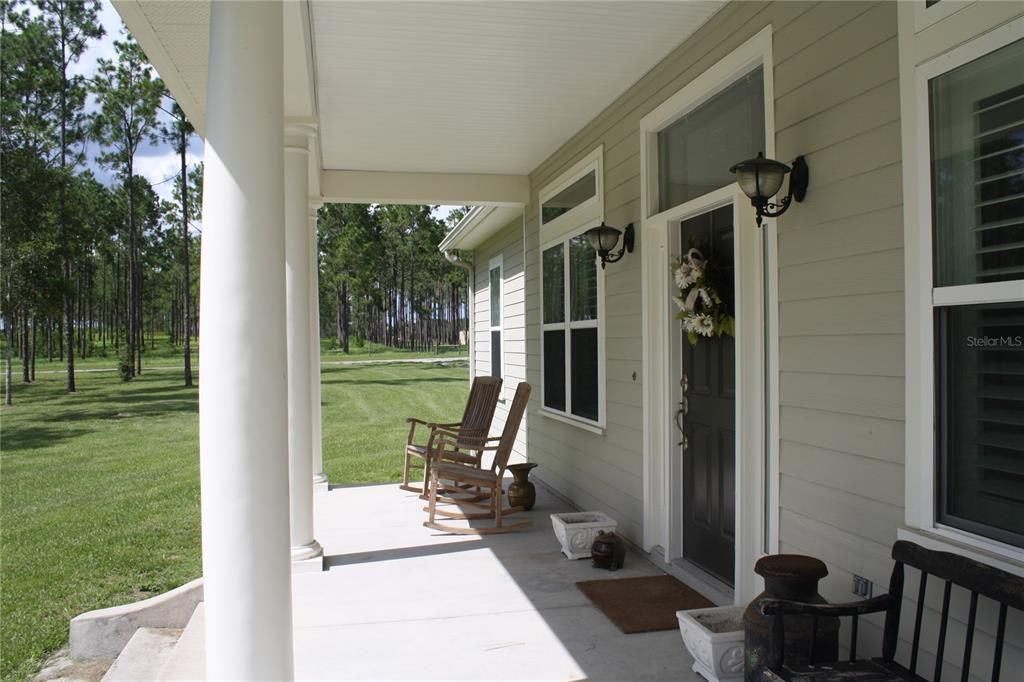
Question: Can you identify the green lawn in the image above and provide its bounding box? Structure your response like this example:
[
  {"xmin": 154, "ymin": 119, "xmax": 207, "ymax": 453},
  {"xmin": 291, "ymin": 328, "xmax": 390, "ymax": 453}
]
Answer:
[
  {"xmin": 13, "ymin": 338, "xmax": 466, "ymax": 373},
  {"xmin": 0, "ymin": 357, "xmax": 468, "ymax": 682}
]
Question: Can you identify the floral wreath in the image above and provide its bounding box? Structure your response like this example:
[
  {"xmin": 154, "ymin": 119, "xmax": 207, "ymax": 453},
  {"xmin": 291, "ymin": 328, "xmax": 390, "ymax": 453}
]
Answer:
[{"xmin": 672, "ymin": 247, "xmax": 735, "ymax": 346}]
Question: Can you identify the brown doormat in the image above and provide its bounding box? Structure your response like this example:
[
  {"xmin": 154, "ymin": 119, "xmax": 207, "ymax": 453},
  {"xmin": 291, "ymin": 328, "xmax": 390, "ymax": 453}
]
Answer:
[{"xmin": 576, "ymin": 575, "xmax": 714, "ymax": 633}]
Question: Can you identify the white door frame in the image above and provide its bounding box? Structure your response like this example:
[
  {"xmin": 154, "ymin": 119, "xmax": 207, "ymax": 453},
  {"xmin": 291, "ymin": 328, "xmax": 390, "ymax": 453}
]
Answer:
[
  {"xmin": 644, "ymin": 187, "xmax": 765, "ymax": 601},
  {"xmin": 639, "ymin": 26, "xmax": 777, "ymax": 603}
]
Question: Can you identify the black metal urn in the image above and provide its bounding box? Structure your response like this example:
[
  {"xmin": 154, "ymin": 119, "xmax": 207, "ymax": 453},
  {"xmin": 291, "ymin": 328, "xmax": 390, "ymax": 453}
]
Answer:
[
  {"xmin": 591, "ymin": 531, "xmax": 626, "ymax": 570},
  {"xmin": 743, "ymin": 554, "xmax": 839, "ymax": 680}
]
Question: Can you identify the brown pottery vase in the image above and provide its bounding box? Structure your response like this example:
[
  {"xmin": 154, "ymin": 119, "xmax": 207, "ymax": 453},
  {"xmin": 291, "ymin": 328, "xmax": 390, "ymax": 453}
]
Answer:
[{"xmin": 506, "ymin": 462, "xmax": 537, "ymax": 511}]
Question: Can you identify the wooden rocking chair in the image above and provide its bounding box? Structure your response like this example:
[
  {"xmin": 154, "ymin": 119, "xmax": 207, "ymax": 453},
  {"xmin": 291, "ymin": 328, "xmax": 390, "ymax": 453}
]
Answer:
[
  {"xmin": 400, "ymin": 374, "xmax": 502, "ymax": 495},
  {"xmin": 424, "ymin": 382, "xmax": 533, "ymax": 535}
]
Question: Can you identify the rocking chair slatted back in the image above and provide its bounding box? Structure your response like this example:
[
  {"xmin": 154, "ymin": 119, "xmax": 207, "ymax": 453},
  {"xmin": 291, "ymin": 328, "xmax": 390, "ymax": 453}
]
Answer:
[
  {"xmin": 489, "ymin": 382, "xmax": 531, "ymax": 476},
  {"xmin": 458, "ymin": 375, "xmax": 502, "ymax": 446}
]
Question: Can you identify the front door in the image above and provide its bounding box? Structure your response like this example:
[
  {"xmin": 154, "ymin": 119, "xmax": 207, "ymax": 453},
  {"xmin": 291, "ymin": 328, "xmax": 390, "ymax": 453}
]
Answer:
[{"xmin": 679, "ymin": 204, "xmax": 736, "ymax": 585}]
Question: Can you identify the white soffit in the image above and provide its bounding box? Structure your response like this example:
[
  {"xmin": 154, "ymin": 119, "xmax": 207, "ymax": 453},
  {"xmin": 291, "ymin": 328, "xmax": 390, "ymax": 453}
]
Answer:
[{"xmin": 312, "ymin": 1, "xmax": 726, "ymax": 175}]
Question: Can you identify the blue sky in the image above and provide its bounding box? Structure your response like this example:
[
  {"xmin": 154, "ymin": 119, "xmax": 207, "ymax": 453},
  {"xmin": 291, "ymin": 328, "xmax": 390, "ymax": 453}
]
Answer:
[{"xmin": 77, "ymin": 1, "xmax": 204, "ymax": 202}]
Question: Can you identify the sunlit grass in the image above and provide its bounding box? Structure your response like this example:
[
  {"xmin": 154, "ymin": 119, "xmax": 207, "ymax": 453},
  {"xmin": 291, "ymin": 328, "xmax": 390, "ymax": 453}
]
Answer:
[{"xmin": 0, "ymin": 357, "xmax": 468, "ymax": 681}]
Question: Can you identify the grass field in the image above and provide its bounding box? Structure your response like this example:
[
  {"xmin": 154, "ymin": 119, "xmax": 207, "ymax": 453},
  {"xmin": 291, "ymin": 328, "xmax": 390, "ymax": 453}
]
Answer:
[
  {"xmin": 0, "ymin": 354, "xmax": 468, "ymax": 682},
  {"xmin": 12, "ymin": 338, "xmax": 465, "ymax": 374}
]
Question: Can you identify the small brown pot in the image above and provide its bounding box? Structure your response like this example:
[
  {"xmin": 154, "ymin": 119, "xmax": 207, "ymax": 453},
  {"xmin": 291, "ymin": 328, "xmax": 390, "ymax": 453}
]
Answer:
[{"xmin": 591, "ymin": 531, "xmax": 626, "ymax": 570}]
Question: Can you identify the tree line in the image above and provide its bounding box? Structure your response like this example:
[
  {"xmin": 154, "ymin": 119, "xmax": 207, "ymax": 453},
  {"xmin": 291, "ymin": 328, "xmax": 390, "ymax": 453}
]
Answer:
[
  {"xmin": 1, "ymin": 1, "xmax": 470, "ymax": 407},
  {"xmin": 1, "ymin": 0, "xmax": 199, "ymax": 403},
  {"xmin": 318, "ymin": 204, "xmax": 469, "ymax": 354}
]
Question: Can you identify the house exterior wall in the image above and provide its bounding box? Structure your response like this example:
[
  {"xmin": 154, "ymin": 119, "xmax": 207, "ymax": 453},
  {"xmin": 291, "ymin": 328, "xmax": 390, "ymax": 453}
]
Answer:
[
  {"xmin": 471, "ymin": 216, "xmax": 528, "ymax": 464},
  {"xmin": 515, "ymin": 0, "xmax": 1022, "ymax": 676}
]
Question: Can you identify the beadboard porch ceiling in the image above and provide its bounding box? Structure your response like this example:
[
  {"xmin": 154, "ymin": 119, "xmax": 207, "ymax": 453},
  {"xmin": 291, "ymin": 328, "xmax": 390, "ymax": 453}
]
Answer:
[{"xmin": 113, "ymin": 1, "xmax": 726, "ymax": 176}]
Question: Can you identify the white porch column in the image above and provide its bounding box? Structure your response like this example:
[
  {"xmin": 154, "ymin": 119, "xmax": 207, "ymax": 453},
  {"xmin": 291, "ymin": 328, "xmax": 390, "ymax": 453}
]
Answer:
[
  {"xmin": 309, "ymin": 203, "xmax": 329, "ymax": 492},
  {"xmin": 199, "ymin": 1, "xmax": 293, "ymax": 679},
  {"xmin": 285, "ymin": 127, "xmax": 323, "ymax": 570}
]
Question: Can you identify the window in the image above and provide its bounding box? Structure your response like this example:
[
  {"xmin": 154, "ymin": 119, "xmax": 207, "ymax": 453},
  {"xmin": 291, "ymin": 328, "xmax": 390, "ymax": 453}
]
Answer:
[
  {"xmin": 488, "ymin": 256, "xmax": 502, "ymax": 380},
  {"xmin": 542, "ymin": 170, "xmax": 596, "ymax": 225},
  {"xmin": 539, "ymin": 147, "xmax": 604, "ymax": 428},
  {"xmin": 928, "ymin": 37, "xmax": 1024, "ymax": 548},
  {"xmin": 656, "ymin": 66, "xmax": 765, "ymax": 212},
  {"xmin": 542, "ymin": 234, "xmax": 600, "ymax": 423}
]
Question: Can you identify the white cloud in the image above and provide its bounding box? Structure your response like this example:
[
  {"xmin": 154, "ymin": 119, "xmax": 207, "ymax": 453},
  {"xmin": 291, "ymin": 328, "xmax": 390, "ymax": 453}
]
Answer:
[{"xmin": 74, "ymin": 0, "xmax": 205, "ymax": 204}]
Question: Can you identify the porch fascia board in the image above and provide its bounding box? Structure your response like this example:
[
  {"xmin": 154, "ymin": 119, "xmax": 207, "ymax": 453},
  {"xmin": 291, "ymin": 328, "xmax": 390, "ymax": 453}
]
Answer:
[
  {"xmin": 319, "ymin": 170, "xmax": 529, "ymax": 207},
  {"xmin": 439, "ymin": 205, "xmax": 523, "ymax": 252},
  {"xmin": 112, "ymin": 0, "xmax": 207, "ymax": 136}
]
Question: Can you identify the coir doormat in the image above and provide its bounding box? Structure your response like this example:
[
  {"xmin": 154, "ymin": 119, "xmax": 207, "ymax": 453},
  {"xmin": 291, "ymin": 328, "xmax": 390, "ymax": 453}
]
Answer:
[{"xmin": 576, "ymin": 575, "xmax": 714, "ymax": 633}]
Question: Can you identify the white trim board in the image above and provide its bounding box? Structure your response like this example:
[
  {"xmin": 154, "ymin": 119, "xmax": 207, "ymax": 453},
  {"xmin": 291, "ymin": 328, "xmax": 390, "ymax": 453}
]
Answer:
[
  {"xmin": 537, "ymin": 146, "xmax": 607, "ymax": 432},
  {"xmin": 899, "ymin": 6, "xmax": 1024, "ymax": 565},
  {"xmin": 639, "ymin": 25, "xmax": 778, "ymax": 604}
]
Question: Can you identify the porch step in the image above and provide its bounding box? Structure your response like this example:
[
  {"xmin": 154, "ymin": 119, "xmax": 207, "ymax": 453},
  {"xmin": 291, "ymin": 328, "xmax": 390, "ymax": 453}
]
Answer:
[
  {"xmin": 101, "ymin": 627, "xmax": 181, "ymax": 681},
  {"xmin": 158, "ymin": 602, "xmax": 205, "ymax": 680}
]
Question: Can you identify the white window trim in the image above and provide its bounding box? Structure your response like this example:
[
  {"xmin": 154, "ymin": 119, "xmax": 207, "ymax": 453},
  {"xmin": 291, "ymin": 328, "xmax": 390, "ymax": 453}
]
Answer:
[
  {"xmin": 901, "ymin": 14, "xmax": 1024, "ymax": 572},
  {"xmin": 538, "ymin": 147, "xmax": 606, "ymax": 431},
  {"xmin": 638, "ymin": 25, "xmax": 778, "ymax": 603},
  {"xmin": 488, "ymin": 255, "xmax": 504, "ymax": 391},
  {"xmin": 539, "ymin": 146, "xmax": 604, "ymax": 242}
]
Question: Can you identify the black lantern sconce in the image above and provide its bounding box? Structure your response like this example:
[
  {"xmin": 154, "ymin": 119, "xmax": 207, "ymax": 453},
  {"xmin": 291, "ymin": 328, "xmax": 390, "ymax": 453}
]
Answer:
[
  {"xmin": 585, "ymin": 222, "xmax": 635, "ymax": 269},
  {"xmin": 729, "ymin": 152, "xmax": 809, "ymax": 227}
]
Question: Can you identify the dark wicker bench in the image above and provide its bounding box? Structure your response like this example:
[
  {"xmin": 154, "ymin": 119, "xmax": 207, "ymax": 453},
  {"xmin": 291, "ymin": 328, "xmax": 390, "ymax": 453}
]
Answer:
[{"xmin": 760, "ymin": 540, "xmax": 1024, "ymax": 681}]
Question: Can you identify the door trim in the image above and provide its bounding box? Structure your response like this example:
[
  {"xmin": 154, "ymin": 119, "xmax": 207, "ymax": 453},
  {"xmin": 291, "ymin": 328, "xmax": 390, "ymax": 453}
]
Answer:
[
  {"xmin": 639, "ymin": 25, "xmax": 778, "ymax": 603},
  {"xmin": 644, "ymin": 187, "xmax": 764, "ymax": 601}
]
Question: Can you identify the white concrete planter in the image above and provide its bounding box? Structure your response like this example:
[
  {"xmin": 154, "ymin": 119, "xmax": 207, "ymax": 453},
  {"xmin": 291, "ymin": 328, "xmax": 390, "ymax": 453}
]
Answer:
[
  {"xmin": 676, "ymin": 605, "xmax": 745, "ymax": 682},
  {"xmin": 549, "ymin": 511, "xmax": 617, "ymax": 559}
]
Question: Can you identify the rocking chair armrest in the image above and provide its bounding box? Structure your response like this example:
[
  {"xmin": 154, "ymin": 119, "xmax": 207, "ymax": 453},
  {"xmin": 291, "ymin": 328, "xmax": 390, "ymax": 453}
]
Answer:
[
  {"xmin": 759, "ymin": 594, "xmax": 895, "ymax": 618},
  {"xmin": 405, "ymin": 417, "xmax": 438, "ymax": 443},
  {"xmin": 431, "ymin": 434, "xmax": 497, "ymax": 455},
  {"xmin": 426, "ymin": 427, "xmax": 462, "ymax": 444},
  {"xmin": 437, "ymin": 450, "xmax": 480, "ymax": 465}
]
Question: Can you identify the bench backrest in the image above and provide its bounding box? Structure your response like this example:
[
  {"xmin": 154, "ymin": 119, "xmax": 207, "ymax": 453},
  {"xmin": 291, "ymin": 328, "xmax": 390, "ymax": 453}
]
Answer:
[{"xmin": 886, "ymin": 540, "xmax": 1024, "ymax": 682}]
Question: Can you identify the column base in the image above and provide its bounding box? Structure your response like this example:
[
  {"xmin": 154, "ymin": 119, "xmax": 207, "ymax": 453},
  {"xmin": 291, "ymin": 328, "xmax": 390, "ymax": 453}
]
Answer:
[
  {"xmin": 291, "ymin": 540, "xmax": 324, "ymax": 573},
  {"xmin": 312, "ymin": 472, "xmax": 329, "ymax": 493}
]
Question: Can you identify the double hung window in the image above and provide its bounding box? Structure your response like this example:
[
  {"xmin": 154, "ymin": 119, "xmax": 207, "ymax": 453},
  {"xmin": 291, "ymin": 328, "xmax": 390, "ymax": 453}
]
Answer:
[
  {"xmin": 927, "ymin": 36, "xmax": 1024, "ymax": 548},
  {"xmin": 488, "ymin": 256, "xmax": 502, "ymax": 380},
  {"xmin": 539, "ymin": 148, "xmax": 604, "ymax": 428}
]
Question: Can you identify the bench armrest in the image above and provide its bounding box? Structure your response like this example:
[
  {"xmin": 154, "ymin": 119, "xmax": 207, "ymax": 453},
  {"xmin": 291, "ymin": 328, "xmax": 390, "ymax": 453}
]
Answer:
[{"xmin": 760, "ymin": 594, "xmax": 895, "ymax": 618}]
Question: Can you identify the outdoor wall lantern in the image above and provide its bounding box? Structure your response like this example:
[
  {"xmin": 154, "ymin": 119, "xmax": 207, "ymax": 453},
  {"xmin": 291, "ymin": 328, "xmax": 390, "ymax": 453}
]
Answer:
[
  {"xmin": 729, "ymin": 152, "xmax": 809, "ymax": 227},
  {"xmin": 585, "ymin": 222, "xmax": 635, "ymax": 269}
]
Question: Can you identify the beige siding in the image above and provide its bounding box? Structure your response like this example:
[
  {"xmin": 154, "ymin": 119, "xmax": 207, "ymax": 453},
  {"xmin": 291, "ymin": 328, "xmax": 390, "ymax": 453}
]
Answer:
[
  {"xmin": 512, "ymin": 0, "xmax": 1022, "ymax": 676},
  {"xmin": 471, "ymin": 217, "xmax": 528, "ymax": 463}
]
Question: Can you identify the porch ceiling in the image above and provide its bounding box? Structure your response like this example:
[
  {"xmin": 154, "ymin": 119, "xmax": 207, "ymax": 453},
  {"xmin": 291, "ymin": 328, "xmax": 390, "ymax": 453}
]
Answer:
[
  {"xmin": 115, "ymin": 1, "xmax": 725, "ymax": 179},
  {"xmin": 311, "ymin": 1, "xmax": 726, "ymax": 175}
]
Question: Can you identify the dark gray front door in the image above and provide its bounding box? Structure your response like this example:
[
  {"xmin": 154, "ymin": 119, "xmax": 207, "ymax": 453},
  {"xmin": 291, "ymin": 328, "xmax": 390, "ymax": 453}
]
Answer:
[{"xmin": 680, "ymin": 205, "xmax": 736, "ymax": 586}]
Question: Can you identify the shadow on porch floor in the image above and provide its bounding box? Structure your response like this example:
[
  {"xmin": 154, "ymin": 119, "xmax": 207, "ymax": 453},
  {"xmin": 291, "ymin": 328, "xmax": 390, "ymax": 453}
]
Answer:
[{"xmin": 174, "ymin": 481, "xmax": 705, "ymax": 680}]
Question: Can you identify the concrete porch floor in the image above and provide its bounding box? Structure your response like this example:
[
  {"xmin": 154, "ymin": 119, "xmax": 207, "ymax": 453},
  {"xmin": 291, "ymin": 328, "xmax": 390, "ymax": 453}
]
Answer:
[
  {"xmin": 295, "ymin": 480, "xmax": 703, "ymax": 681},
  {"xmin": 163, "ymin": 481, "xmax": 706, "ymax": 681}
]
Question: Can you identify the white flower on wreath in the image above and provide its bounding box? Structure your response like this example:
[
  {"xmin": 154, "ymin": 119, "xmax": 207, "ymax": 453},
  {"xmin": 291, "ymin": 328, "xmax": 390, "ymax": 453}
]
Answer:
[
  {"xmin": 675, "ymin": 248, "xmax": 705, "ymax": 288},
  {"xmin": 691, "ymin": 313, "xmax": 715, "ymax": 337}
]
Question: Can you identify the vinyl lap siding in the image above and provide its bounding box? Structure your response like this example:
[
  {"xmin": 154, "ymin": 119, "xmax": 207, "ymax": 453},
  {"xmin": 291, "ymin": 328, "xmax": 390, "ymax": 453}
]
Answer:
[
  {"xmin": 521, "ymin": 0, "xmax": 1021, "ymax": 676},
  {"xmin": 524, "ymin": 0, "xmax": 815, "ymax": 547},
  {"xmin": 472, "ymin": 218, "xmax": 528, "ymax": 464}
]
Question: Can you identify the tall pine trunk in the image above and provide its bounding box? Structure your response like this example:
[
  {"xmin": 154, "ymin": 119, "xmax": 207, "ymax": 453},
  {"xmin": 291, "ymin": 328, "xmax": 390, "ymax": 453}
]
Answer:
[
  {"xmin": 181, "ymin": 131, "xmax": 193, "ymax": 387},
  {"xmin": 5, "ymin": 313, "xmax": 13, "ymax": 405},
  {"xmin": 60, "ymin": 25, "xmax": 76, "ymax": 392}
]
